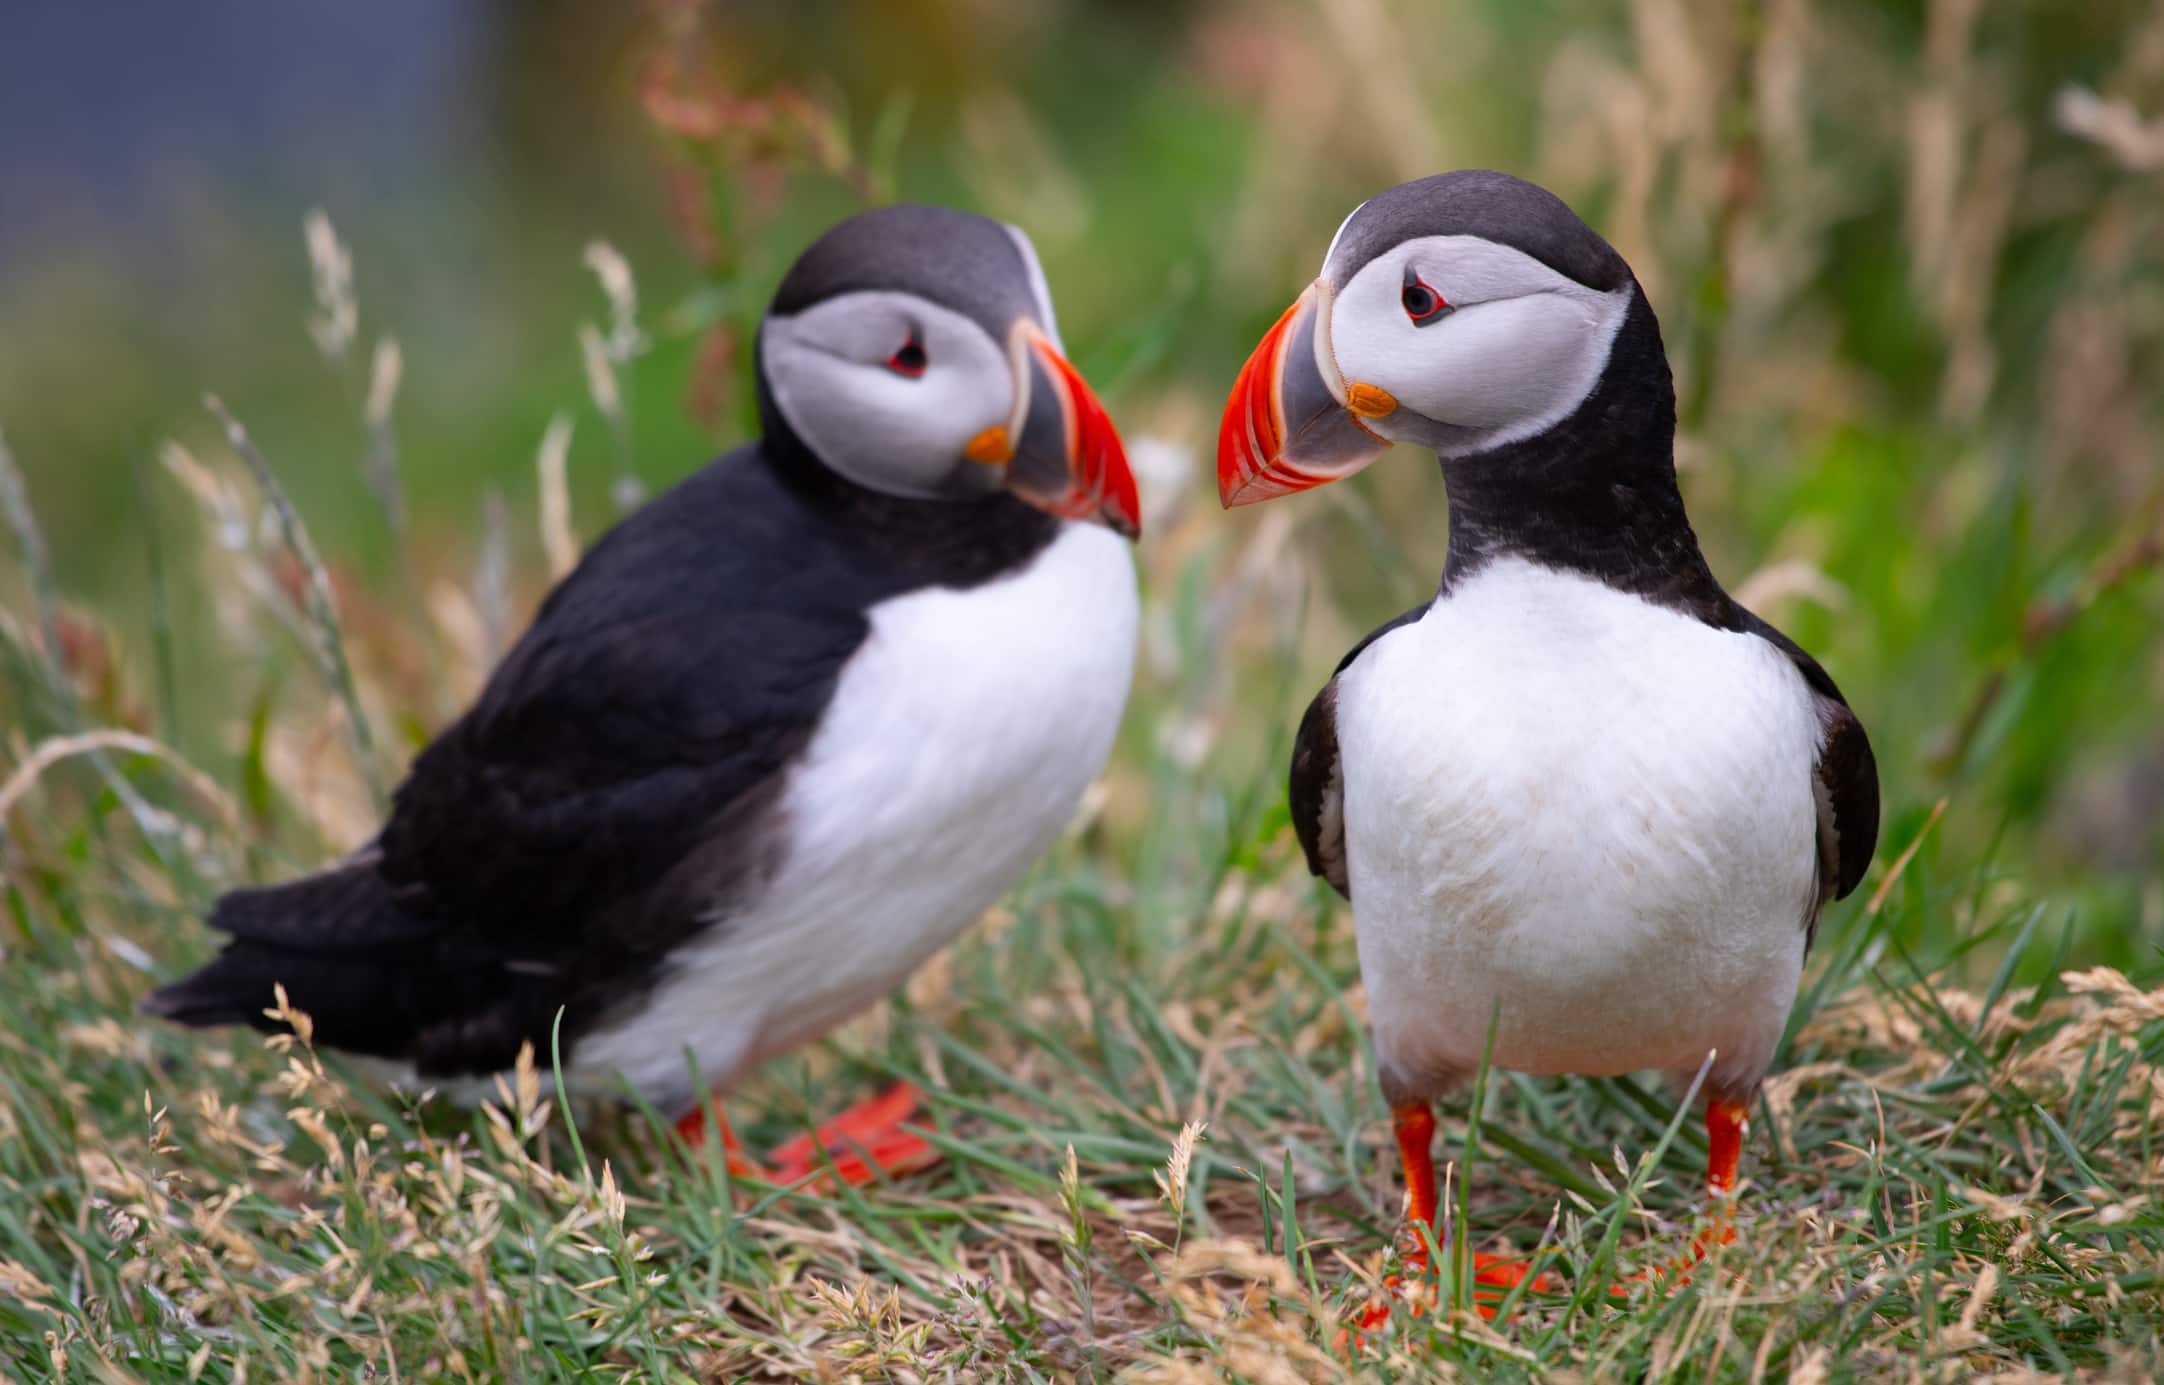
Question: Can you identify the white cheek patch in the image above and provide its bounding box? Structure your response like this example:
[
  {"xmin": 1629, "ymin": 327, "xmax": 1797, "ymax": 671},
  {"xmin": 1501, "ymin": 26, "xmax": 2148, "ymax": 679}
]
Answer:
[
  {"xmin": 763, "ymin": 291, "xmax": 1015, "ymax": 498},
  {"xmin": 1372, "ymin": 293, "xmax": 1624, "ymax": 433},
  {"xmin": 1330, "ymin": 235, "xmax": 1632, "ymax": 455}
]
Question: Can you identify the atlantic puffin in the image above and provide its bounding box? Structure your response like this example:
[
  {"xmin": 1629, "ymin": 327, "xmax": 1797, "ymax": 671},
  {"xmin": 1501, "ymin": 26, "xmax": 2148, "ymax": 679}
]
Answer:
[
  {"xmin": 148, "ymin": 203, "xmax": 1141, "ymax": 1187},
  {"xmin": 1218, "ymin": 172, "xmax": 1878, "ymax": 1287}
]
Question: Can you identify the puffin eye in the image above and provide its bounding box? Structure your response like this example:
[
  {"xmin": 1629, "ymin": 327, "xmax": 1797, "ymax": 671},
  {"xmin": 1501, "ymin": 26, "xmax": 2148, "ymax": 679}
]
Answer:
[
  {"xmin": 1401, "ymin": 267, "xmax": 1451, "ymax": 326},
  {"xmin": 885, "ymin": 334, "xmax": 929, "ymax": 378}
]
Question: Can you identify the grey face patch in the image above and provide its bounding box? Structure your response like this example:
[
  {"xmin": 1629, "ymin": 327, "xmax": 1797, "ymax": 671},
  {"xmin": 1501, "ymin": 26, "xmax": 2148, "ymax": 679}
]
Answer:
[
  {"xmin": 1323, "ymin": 170, "xmax": 1630, "ymax": 294},
  {"xmin": 1326, "ymin": 233, "xmax": 1635, "ymax": 458},
  {"xmin": 762, "ymin": 289, "xmax": 1016, "ymax": 500},
  {"xmin": 758, "ymin": 204, "xmax": 1085, "ymax": 503}
]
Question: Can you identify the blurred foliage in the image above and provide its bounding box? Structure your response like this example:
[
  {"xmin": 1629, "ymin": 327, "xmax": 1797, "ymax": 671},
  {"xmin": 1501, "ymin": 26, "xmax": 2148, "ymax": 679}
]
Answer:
[{"xmin": 1, "ymin": 0, "xmax": 2161, "ymax": 971}]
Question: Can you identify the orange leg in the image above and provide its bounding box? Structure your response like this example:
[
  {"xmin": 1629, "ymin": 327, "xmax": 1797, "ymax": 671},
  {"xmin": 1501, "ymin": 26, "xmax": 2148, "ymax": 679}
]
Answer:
[
  {"xmin": 1706, "ymin": 1095, "xmax": 1744, "ymax": 1198},
  {"xmin": 1698, "ymin": 1094, "xmax": 1745, "ymax": 1252},
  {"xmin": 1341, "ymin": 1101, "xmax": 1549, "ymax": 1349},
  {"xmin": 1395, "ymin": 1102, "xmax": 1440, "ymax": 1236},
  {"xmin": 675, "ymin": 1081, "xmax": 941, "ymax": 1190},
  {"xmin": 1626, "ymin": 1094, "xmax": 1748, "ymax": 1287}
]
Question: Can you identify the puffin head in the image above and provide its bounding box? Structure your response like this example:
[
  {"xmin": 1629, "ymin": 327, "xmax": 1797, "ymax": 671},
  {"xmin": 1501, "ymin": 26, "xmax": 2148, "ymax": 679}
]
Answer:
[
  {"xmin": 1217, "ymin": 170, "xmax": 1645, "ymax": 507},
  {"xmin": 758, "ymin": 203, "xmax": 1139, "ymax": 538}
]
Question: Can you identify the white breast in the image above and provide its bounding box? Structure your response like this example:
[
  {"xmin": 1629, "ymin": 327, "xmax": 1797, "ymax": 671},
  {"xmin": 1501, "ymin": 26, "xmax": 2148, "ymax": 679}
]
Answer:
[
  {"xmin": 1335, "ymin": 557, "xmax": 1820, "ymax": 1100},
  {"xmin": 574, "ymin": 523, "xmax": 1137, "ymax": 1109}
]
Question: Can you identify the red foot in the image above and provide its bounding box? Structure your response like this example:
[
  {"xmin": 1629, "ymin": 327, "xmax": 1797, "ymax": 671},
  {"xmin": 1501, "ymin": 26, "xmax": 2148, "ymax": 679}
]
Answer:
[
  {"xmin": 676, "ymin": 1082, "xmax": 940, "ymax": 1190},
  {"xmin": 769, "ymin": 1082, "xmax": 940, "ymax": 1187},
  {"xmin": 1337, "ymin": 1250, "xmax": 1549, "ymax": 1351}
]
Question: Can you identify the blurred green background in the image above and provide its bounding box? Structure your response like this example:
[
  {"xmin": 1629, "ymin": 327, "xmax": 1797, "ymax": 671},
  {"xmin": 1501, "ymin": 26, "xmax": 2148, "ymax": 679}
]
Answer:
[{"xmin": 2, "ymin": 0, "xmax": 2160, "ymax": 966}]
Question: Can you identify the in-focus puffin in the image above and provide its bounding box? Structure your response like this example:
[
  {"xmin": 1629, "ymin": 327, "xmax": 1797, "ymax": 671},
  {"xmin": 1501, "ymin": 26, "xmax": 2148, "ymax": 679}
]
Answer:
[
  {"xmin": 149, "ymin": 204, "xmax": 1141, "ymax": 1186},
  {"xmin": 1218, "ymin": 172, "xmax": 1878, "ymax": 1285}
]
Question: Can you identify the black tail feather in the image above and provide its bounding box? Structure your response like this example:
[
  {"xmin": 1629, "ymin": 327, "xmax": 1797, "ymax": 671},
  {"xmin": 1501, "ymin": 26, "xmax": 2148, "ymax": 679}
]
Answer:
[
  {"xmin": 207, "ymin": 856, "xmax": 438, "ymax": 950},
  {"xmin": 139, "ymin": 958, "xmax": 277, "ymax": 1029},
  {"xmin": 145, "ymin": 860, "xmax": 439, "ymax": 1056},
  {"xmin": 144, "ymin": 939, "xmax": 422, "ymax": 1056},
  {"xmin": 147, "ymin": 859, "xmax": 558, "ymax": 1075}
]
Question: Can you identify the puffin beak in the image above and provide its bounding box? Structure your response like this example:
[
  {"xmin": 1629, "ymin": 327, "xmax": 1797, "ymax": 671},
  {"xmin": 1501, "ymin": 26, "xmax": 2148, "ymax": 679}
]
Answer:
[
  {"xmin": 969, "ymin": 323, "xmax": 1141, "ymax": 538},
  {"xmin": 1217, "ymin": 279, "xmax": 1393, "ymax": 507}
]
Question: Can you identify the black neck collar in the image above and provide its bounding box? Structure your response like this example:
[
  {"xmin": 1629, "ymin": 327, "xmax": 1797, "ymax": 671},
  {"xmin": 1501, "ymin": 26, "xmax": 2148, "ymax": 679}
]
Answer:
[{"xmin": 1437, "ymin": 289, "xmax": 1733, "ymax": 622}]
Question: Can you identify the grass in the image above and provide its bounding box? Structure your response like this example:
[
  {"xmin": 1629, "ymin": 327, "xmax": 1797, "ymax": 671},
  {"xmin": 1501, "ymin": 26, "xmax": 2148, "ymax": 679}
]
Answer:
[
  {"xmin": 2, "ymin": 411, "xmax": 2161, "ymax": 1381},
  {"xmin": 3, "ymin": 648, "xmax": 2164, "ymax": 1380},
  {"xmin": 3, "ymin": 0, "xmax": 2164, "ymax": 1379}
]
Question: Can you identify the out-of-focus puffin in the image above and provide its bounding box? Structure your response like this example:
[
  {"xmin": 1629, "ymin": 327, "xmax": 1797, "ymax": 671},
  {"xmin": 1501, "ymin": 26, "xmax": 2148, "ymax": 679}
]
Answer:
[
  {"xmin": 1218, "ymin": 171, "xmax": 1878, "ymax": 1293},
  {"xmin": 149, "ymin": 204, "xmax": 1141, "ymax": 1186}
]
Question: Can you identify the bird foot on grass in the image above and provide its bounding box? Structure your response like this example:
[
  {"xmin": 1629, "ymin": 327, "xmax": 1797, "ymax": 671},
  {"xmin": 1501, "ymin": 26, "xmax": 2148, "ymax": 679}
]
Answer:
[
  {"xmin": 1335, "ymin": 1245, "xmax": 1549, "ymax": 1353},
  {"xmin": 676, "ymin": 1081, "xmax": 941, "ymax": 1192}
]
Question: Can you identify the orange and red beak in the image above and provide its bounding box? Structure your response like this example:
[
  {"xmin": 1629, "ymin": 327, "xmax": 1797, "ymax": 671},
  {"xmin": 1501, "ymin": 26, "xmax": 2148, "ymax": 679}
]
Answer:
[
  {"xmin": 972, "ymin": 323, "xmax": 1140, "ymax": 538},
  {"xmin": 1217, "ymin": 280, "xmax": 1392, "ymax": 508}
]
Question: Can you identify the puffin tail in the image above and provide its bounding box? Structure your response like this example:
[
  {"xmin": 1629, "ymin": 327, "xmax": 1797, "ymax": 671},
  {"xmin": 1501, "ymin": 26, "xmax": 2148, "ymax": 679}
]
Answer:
[
  {"xmin": 142, "ymin": 858, "xmax": 433, "ymax": 1039},
  {"xmin": 138, "ymin": 951, "xmax": 289, "ymax": 1029}
]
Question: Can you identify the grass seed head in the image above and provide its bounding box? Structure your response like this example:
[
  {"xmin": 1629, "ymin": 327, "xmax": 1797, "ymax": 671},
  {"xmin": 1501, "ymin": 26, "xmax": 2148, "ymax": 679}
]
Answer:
[{"xmin": 302, "ymin": 208, "xmax": 356, "ymax": 361}]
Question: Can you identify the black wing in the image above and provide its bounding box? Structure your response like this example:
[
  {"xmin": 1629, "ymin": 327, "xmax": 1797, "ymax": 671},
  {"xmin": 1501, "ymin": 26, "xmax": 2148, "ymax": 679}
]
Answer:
[
  {"xmin": 1740, "ymin": 612, "xmax": 1880, "ymax": 942},
  {"xmin": 1288, "ymin": 681, "xmax": 1350, "ymax": 897},
  {"xmin": 1288, "ymin": 606, "xmax": 1427, "ymax": 901},
  {"xmin": 150, "ymin": 447, "xmax": 901, "ymax": 1073}
]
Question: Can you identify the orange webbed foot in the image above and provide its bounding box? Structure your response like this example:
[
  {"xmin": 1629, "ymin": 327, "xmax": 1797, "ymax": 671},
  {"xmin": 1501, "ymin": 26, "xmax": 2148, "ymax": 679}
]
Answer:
[
  {"xmin": 1338, "ymin": 1249, "xmax": 1550, "ymax": 1352},
  {"xmin": 676, "ymin": 1081, "xmax": 942, "ymax": 1191},
  {"xmin": 767, "ymin": 1081, "xmax": 941, "ymax": 1187}
]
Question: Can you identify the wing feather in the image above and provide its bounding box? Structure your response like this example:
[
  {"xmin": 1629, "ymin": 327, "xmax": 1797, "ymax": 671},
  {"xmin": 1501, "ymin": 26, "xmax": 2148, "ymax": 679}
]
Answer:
[
  {"xmin": 1288, "ymin": 606, "xmax": 1427, "ymax": 901},
  {"xmin": 1738, "ymin": 611, "xmax": 1880, "ymax": 946}
]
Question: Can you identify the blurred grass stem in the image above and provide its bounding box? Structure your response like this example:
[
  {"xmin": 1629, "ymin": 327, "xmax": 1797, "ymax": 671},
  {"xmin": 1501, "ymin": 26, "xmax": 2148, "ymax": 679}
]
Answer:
[{"xmin": 205, "ymin": 395, "xmax": 386, "ymax": 805}]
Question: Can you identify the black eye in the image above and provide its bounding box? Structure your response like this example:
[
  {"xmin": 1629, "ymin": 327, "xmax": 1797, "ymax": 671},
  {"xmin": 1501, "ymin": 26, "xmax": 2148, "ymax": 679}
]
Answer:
[
  {"xmin": 886, "ymin": 335, "xmax": 929, "ymax": 378},
  {"xmin": 1401, "ymin": 267, "xmax": 1451, "ymax": 326}
]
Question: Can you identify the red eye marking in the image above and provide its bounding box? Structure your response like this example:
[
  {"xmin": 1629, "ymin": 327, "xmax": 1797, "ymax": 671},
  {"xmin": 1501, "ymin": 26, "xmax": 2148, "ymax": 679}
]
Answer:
[
  {"xmin": 1401, "ymin": 267, "xmax": 1451, "ymax": 325},
  {"xmin": 886, "ymin": 335, "xmax": 929, "ymax": 377}
]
